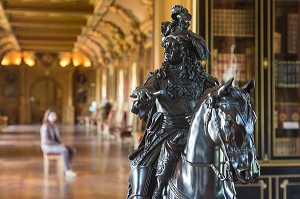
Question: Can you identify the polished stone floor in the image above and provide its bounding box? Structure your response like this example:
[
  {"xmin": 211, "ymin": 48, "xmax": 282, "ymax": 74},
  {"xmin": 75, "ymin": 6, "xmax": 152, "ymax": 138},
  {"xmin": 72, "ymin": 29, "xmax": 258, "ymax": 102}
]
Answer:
[{"xmin": 0, "ymin": 125, "xmax": 132, "ymax": 199}]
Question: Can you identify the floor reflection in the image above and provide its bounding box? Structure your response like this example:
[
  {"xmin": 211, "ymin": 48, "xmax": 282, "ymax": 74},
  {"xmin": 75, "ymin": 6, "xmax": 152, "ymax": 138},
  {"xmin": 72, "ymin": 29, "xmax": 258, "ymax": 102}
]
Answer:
[{"xmin": 0, "ymin": 125, "xmax": 132, "ymax": 199}]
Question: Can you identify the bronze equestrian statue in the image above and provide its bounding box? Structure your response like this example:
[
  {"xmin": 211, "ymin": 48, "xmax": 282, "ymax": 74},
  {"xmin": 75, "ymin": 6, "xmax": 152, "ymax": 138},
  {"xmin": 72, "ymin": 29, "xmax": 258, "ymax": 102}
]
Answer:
[
  {"xmin": 164, "ymin": 78, "xmax": 260, "ymax": 198},
  {"xmin": 126, "ymin": 5, "xmax": 260, "ymax": 199}
]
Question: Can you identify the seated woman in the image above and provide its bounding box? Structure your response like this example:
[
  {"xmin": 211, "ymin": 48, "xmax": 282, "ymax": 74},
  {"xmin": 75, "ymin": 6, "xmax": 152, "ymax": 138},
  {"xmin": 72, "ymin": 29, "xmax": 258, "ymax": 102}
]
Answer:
[{"xmin": 40, "ymin": 109, "xmax": 77, "ymax": 177}]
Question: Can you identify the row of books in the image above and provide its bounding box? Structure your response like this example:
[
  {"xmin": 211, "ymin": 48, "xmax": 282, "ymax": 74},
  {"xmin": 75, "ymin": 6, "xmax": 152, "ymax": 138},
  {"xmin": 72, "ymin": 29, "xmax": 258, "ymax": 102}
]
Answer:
[
  {"xmin": 273, "ymin": 32, "xmax": 281, "ymax": 54},
  {"xmin": 211, "ymin": 48, "xmax": 254, "ymax": 83},
  {"xmin": 213, "ymin": 9, "xmax": 255, "ymax": 37},
  {"xmin": 275, "ymin": 60, "xmax": 300, "ymax": 87},
  {"xmin": 274, "ymin": 135, "xmax": 300, "ymax": 156},
  {"xmin": 276, "ymin": 14, "xmax": 299, "ymax": 54}
]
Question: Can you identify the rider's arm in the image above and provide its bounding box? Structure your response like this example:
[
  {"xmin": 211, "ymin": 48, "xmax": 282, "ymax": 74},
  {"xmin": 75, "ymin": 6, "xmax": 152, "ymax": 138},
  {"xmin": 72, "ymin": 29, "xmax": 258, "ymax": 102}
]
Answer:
[{"xmin": 131, "ymin": 72, "xmax": 160, "ymax": 119}]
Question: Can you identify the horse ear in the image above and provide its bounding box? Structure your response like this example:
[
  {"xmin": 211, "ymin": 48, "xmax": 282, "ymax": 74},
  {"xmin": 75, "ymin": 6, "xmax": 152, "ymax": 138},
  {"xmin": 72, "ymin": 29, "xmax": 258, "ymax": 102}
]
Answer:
[
  {"xmin": 218, "ymin": 78, "xmax": 234, "ymax": 97},
  {"xmin": 242, "ymin": 78, "xmax": 255, "ymax": 94}
]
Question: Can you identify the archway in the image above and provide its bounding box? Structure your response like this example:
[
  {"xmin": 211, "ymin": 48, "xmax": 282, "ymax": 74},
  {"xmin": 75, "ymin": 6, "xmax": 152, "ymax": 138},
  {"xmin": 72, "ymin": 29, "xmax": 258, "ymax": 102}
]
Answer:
[{"xmin": 30, "ymin": 77, "xmax": 62, "ymax": 123}]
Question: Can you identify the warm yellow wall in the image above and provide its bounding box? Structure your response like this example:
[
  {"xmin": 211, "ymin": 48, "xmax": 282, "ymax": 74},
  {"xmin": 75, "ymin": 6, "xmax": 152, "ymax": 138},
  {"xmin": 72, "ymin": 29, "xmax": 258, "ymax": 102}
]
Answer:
[
  {"xmin": 153, "ymin": 0, "xmax": 198, "ymax": 69},
  {"xmin": 0, "ymin": 61, "xmax": 76, "ymax": 125}
]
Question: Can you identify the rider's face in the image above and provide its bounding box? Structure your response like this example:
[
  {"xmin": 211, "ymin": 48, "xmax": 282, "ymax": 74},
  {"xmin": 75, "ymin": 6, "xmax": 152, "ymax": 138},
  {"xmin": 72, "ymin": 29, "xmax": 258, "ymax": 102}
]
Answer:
[{"xmin": 163, "ymin": 36, "xmax": 183, "ymax": 65}]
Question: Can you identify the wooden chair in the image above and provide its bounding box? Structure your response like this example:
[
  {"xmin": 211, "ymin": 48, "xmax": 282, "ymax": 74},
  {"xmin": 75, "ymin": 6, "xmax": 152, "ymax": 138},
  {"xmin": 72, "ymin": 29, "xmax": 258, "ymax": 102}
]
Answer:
[
  {"xmin": 102, "ymin": 109, "xmax": 124, "ymax": 138},
  {"xmin": 0, "ymin": 116, "xmax": 8, "ymax": 126},
  {"xmin": 77, "ymin": 108, "xmax": 102, "ymax": 130},
  {"xmin": 96, "ymin": 109, "xmax": 115, "ymax": 129},
  {"xmin": 43, "ymin": 152, "xmax": 64, "ymax": 179},
  {"xmin": 87, "ymin": 107, "xmax": 103, "ymax": 127},
  {"xmin": 114, "ymin": 111, "xmax": 133, "ymax": 146},
  {"xmin": 100, "ymin": 109, "xmax": 116, "ymax": 138}
]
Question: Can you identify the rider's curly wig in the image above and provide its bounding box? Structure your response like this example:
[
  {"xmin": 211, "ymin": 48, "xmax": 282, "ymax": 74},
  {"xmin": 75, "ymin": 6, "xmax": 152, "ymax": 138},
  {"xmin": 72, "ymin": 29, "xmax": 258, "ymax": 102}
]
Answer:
[
  {"xmin": 147, "ymin": 5, "xmax": 213, "ymax": 101},
  {"xmin": 151, "ymin": 35, "xmax": 210, "ymax": 100}
]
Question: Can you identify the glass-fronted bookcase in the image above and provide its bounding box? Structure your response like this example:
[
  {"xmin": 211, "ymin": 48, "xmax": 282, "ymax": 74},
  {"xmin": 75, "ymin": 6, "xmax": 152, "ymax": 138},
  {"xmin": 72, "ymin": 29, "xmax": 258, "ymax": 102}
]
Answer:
[
  {"xmin": 199, "ymin": 0, "xmax": 300, "ymax": 198},
  {"xmin": 208, "ymin": 1, "xmax": 264, "ymax": 198},
  {"xmin": 208, "ymin": 0, "xmax": 261, "ymax": 160},
  {"xmin": 273, "ymin": 0, "xmax": 300, "ymax": 159},
  {"xmin": 205, "ymin": 0, "xmax": 260, "ymax": 152},
  {"xmin": 210, "ymin": 1, "xmax": 256, "ymax": 87}
]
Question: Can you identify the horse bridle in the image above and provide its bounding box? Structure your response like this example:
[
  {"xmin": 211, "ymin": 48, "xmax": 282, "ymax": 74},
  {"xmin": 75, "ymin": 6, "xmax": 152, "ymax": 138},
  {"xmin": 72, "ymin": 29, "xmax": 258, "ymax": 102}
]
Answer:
[
  {"xmin": 171, "ymin": 95, "xmax": 258, "ymax": 198},
  {"xmin": 183, "ymin": 106, "xmax": 232, "ymax": 182},
  {"xmin": 181, "ymin": 99, "xmax": 239, "ymax": 198},
  {"xmin": 171, "ymin": 107, "xmax": 236, "ymax": 199}
]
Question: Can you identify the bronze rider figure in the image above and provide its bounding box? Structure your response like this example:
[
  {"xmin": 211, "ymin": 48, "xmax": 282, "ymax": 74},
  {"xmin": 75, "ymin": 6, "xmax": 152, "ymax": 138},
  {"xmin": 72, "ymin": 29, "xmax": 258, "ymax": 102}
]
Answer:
[{"xmin": 127, "ymin": 5, "xmax": 219, "ymax": 199}]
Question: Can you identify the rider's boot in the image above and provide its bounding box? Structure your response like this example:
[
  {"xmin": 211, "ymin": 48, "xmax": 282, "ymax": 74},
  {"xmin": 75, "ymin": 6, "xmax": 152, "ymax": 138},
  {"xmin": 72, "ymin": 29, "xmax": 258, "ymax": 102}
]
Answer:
[
  {"xmin": 152, "ymin": 139, "xmax": 183, "ymax": 199},
  {"xmin": 127, "ymin": 166, "xmax": 157, "ymax": 199}
]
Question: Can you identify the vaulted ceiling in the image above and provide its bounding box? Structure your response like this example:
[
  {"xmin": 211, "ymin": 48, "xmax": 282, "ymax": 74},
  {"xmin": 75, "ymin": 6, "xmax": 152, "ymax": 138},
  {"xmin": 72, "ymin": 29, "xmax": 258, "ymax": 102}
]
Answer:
[{"xmin": 0, "ymin": 0, "xmax": 153, "ymax": 67}]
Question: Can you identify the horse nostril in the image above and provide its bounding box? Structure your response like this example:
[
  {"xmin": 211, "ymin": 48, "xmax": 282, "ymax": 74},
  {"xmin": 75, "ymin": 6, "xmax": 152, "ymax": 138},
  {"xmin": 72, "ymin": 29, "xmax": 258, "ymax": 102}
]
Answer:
[
  {"xmin": 238, "ymin": 169, "xmax": 251, "ymax": 183},
  {"xmin": 252, "ymin": 173, "xmax": 259, "ymax": 180}
]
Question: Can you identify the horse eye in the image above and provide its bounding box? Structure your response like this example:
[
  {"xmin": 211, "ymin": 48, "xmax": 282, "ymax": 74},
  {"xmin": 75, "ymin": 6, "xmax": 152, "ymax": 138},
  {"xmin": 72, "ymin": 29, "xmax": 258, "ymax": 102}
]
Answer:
[
  {"xmin": 226, "ymin": 115, "xmax": 232, "ymax": 121},
  {"xmin": 245, "ymin": 123, "xmax": 254, "ymax": 135},
  {"xmin": 225, "ymin": 119, "xmax": 233, "ymax": 127}
]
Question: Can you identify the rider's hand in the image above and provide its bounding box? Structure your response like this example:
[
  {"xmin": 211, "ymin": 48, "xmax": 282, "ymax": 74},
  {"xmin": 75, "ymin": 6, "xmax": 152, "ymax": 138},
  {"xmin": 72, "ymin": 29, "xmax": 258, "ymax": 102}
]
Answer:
[
  {"xmin": 131, "ymin": 88, "xmax": 156, "ymax": 117},
  {"xmin": 132, "ymin": 88, "xmax": 155, "ymax": 104}
]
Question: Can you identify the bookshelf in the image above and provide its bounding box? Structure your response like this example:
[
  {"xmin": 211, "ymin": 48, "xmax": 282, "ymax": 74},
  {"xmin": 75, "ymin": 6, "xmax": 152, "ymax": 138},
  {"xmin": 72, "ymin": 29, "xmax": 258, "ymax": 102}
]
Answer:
[
  {"xmin": 211, "ymin": 0, "xmax": 256, "ymax": 87},
  {"xmin": 207, "ymin": 0, "xmax": 300, "ymax": 160},
  {"xmin": 273, "ymin": 0, "xmax": 300, "ymax": 158},
  {"xmin": 201, "ymin": 0, "xmax": 300, "ymax": 197}
]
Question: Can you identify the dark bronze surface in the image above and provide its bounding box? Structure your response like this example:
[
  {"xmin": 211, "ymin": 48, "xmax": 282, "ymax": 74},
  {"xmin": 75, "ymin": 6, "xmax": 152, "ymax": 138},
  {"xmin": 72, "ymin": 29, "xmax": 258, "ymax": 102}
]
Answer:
[
  {"xmin": 127, "ymin": 5, "xmax": 259, "ymax": 199},
  {"xmin": 168, "ymin": 78, "xmax": 260, "ymax": 199}
]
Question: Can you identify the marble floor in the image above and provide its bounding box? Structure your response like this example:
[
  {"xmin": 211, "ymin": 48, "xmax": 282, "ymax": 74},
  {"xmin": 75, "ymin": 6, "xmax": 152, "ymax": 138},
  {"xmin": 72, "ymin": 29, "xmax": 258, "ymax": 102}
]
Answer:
[{"xmin": 0, "ymin": 125, "xmax": 132, "ymax": 199}]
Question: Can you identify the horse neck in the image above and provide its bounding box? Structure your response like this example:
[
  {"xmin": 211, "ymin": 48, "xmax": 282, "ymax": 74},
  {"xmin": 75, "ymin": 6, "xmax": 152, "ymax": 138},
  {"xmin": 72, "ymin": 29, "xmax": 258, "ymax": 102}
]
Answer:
[
  {"xmin": 176, "ymin": 105, "xmax": 219, "ymax": 198},
  {"xmin": 185, "ymin": 104, "xmax": 215, "ymax": 165}
]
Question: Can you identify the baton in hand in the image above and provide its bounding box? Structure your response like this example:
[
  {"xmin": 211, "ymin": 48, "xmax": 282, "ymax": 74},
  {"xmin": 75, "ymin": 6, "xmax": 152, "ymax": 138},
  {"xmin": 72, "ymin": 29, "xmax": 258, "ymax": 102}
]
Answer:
[{"xmin": 130, "ymin": 90, "xmax": 164, "ymax": 101}]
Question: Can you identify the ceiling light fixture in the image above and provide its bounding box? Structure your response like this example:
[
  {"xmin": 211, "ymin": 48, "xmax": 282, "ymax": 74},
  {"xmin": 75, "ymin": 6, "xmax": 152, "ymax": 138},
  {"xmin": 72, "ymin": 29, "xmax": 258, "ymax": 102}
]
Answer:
[
  {"xmin": 72, "ymin": 59, "xmax": 80, "ymax": 67},
  {"xmin": 59, "ymin": 58, "xmax": 70, "ymax": 67},
  {"xmin": 83, "ymin": 60, "xmax": 91, "ymax": 67},
  {"xmin": 1, "ymin": 51, "xmax": 22, "ymax": 66},
  {"xmin": 23, "ymin": 52, "xmax": 35, "ymax": 67},
  {"xmin": 59, "ymin": 52, "xmax": 71, "ymax": 67},
  {"xmin": 1, "ymin": 58, "xmax": 9, "ymax": 66}
]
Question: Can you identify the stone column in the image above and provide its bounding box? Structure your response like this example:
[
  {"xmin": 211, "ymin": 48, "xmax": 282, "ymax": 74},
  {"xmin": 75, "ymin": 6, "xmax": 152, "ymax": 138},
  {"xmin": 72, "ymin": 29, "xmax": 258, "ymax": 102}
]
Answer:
[
  {"xmin": 19, "ymin": 64, "xmax": 31, "ymax": 124},
  {"xmin": 101, "ymin": 67, "xmax": 107, "ymax": 101},
  {"xmin": 108, "ymin": 59, "xmax": 117, "ymax": 105},
  {"xmin": 95, "ymin": 67, "xmax": 101, "ymax": 106},
  {"xmin": 153, "ymin": 0, "xmax": 197, "ymax": 70},
  {"xmin": 62, "ymin": 68, "xmax": 75, "ymax": 125}
]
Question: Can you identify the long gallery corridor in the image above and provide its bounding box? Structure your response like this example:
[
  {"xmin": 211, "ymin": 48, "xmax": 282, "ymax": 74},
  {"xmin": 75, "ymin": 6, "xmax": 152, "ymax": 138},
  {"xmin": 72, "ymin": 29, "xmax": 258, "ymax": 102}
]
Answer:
[{"xmin": 0, "ymin": 125, "xmax": 131, "ymax": 199}]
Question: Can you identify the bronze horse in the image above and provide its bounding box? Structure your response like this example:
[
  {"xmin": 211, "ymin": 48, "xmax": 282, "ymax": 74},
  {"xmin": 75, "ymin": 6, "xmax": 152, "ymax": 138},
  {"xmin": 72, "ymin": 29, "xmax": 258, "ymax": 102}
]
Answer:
[{"xmin": 165, "ymin": 78, "xmax": 260, "ymax": 199}]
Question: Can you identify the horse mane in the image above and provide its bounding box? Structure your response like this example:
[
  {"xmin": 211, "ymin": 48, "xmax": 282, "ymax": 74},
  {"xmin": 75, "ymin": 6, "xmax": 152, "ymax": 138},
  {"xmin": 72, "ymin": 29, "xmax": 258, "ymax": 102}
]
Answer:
[
  {"xmin": 168, "ymin": 79, "xmax": 259, "ymax": 199},
  {"xmin": 192, "ymin": 85, "xmax": 220, "ymax": 113},
  {"xmin": 191, "ymin": 84, "xmax": 255, "ymax": 129}
]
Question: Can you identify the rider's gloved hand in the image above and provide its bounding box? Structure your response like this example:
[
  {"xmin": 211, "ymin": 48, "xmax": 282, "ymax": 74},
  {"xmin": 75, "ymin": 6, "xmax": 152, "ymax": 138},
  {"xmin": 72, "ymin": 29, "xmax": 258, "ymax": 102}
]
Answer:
[
  {"xmin": 134, "ymin": 88, "xmax": 155, "ymax": 104},
  {"xmin": 131, "ymin": 88, "xmax": 156, "ymax": 118}
]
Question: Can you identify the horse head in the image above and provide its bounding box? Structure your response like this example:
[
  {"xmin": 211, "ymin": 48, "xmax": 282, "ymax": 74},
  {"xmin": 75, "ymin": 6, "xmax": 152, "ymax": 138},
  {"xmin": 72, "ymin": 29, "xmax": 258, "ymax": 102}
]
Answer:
[{"xmin": 206, "ymin": 78, "xmax": 260, "ymax": 184}]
